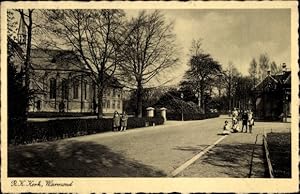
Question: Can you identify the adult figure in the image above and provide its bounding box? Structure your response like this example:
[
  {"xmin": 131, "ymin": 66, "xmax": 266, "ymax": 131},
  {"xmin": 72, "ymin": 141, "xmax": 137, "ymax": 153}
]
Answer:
[
  {"xmin": 248, "ymin": 110, "xmax": 254, "ymax": 133},
  {"xmin": 113, "ymin": 111, "xmax": 120, "ymax": 132},
  {"xmin": 232, "ymin": 107, "xmax": 238, "ymax": 121},
  {"xmin": 120, "ymin": 111, "xmax": 128, "ymax": 132},
  {"xmin": 241, "ymin": 110, "xmax": 248, "ymax": 133}
]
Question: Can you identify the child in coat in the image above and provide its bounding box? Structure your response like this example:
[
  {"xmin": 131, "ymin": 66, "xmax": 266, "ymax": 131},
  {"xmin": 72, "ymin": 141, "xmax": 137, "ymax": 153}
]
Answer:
[{"xmin": 222, "ymin": 120, "xmax": 231, "ymax": 135}]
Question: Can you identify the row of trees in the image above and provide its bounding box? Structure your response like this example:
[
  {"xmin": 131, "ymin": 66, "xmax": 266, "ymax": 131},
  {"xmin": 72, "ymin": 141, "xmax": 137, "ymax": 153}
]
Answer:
[
  {"xmin": 249, "ymin": 53, "xmax": 283, "ymax": 86},
  {"xmin": 152, "ymin": 39, "xmax": 284, "ymax": 114},
  {"xmin": 8, "ymin": 9, "xmax": 179, "ymax": 119}
]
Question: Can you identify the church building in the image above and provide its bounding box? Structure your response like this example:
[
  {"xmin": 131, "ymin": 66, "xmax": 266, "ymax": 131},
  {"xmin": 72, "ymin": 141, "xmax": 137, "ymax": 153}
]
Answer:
[{"xmin": 9, "ymin": 17, "xmax": 124, "ymax": 115}]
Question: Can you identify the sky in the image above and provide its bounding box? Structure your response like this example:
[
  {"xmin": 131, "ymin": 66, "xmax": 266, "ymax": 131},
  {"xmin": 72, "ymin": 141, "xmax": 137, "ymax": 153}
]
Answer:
[
  {"xmin": 126, "ymin": 9, "xmax": 291, "ymax": 86},
  {"xmin": 11, "ymin": 9, "xmax": 291, "ymax": 87}
]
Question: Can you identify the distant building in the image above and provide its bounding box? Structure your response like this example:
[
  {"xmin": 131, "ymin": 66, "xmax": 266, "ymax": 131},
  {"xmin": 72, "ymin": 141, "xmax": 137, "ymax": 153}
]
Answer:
[
  {"xmin": 8, "ymin": 18, "xmax": 123, "ymax": 114},
  {"xmin": 252, "ymin": 67, "xmax": 291, "ymax": 121}
]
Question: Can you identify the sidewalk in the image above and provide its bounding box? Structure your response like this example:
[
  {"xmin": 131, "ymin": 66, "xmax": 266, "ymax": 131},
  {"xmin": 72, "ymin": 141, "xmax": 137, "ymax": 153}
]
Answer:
[{"xmin": 177, "ymin": 131, "xmax": 267, "ymax": 177}]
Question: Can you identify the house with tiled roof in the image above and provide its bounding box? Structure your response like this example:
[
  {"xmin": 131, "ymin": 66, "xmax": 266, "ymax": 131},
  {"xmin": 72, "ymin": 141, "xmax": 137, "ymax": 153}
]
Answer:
[{"xmin": 252, "ymin": 66, "xmax": 291, "ymax": 121}]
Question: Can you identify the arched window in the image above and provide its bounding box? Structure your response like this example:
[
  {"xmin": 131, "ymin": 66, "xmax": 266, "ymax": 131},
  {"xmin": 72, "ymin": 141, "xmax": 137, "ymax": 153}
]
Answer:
[
  {"xmin": 50, "ymin": 78, "xmax": 56, "ymax": 99},
  {"xmin": 61, "ymin": 79, "xmax": 68, "ymax": 99},
  {"xmin": 83, "ymin": 81, "xmax": 87, "ymax": 100},
  {"xmin": 106, "ymin": 100, "xmax": 110, "ymax": 109},
  {"xmin": 117, "ymin": 100, "xmax": 121, "ymax": 109},
  {"xmin": 73, "ymin": 80, "xmax": 79, "ymax": 99},
  {"xmin": 112, "ymin": 100, "xmax": 116, "ymax": 109}
]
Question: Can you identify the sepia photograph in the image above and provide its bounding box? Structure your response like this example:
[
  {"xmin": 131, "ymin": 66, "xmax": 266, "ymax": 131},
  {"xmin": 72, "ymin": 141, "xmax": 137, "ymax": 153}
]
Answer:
[{"xmin": 1, "ymin": 1, "xmax": 298, "ymax": 193}]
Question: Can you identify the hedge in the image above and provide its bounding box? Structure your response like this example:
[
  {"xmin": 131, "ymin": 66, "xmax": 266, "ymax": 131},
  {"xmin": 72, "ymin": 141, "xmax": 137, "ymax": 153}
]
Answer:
[
  {"xmin": 28, "ymin": 112, "xmax": 95, "ymax": 118},
  {"xmin": 9, "ymin": 116, "xmax": 164, "ymax": 145},
  {"xmin": 167, "ymin": 112, "xmax": 219, "ymax": 121}
]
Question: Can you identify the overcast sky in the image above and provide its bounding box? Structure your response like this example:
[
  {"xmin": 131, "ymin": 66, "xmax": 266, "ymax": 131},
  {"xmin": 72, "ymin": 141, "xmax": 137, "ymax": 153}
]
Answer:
[
  {"xmin": 126, "ymin": 9, "xmax": 291, "ymax": 85},
  {"xmin": 12, "ymin": 9, "xmax": 291, "ymax": 86}
]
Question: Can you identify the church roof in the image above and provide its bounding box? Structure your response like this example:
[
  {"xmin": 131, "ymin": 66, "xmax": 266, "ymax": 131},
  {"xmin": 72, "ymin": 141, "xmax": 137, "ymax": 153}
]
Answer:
[
  {"xmin": 8, "ymin": 38, "xmax": 123, "ymax": 88},
  {"xmin": 30, "ymin": 49, "xmax": 87, "ymax": 72}
]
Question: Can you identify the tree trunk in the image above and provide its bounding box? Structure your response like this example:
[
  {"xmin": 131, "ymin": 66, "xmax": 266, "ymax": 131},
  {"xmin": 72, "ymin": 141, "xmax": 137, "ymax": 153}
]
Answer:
[
  {"xmin": 80, "ymin": 74, "xmax": 83, "ymax": 112},
  {"xmin": 23, "ymin": 11, "xmax": 33, "ymax": 122},
  {"xmin": 97, "ymin": 87, "xmax": 104, "ymax": 118},
  {"xmin": 200, "ymin": 85, "xmax": 205, "ymax": 114},
  {"xmin": 136, "ymin": 81, "xmax": 143, "ymax": 118}
]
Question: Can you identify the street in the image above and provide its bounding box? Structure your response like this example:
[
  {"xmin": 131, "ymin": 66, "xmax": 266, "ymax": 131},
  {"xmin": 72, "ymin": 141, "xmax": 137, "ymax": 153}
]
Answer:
[{"xmin": 8, "ymin": 116, "xmax": 290, "ymax": 177}]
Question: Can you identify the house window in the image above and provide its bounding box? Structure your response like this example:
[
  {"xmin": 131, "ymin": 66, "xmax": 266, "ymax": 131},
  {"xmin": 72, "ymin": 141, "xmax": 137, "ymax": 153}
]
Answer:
[
  {"xmin": 83, "ymin": 81, "xmax": 87, "ymax": 100},
  {"xmin": 50, "ymin": 78, "xmax": 56, "ymax": 99},
  {"xmin": 113, "ymin": 89, "xmax": 116, "ymax": 97},
  {"xmin": 117, "ymin": 100, "xmax": 121, "ymax": 109},
  {"xmin": 112, "ymin": 100, "xmax": 116, "ymax": 109},
  {"xmin": 61, "ymin": 79, "xmax": 68, "ymax": 99},
  {"xmin": 102, "ymin": 100, "xmax": 106, "ymax": 108},
  {"xmin": 73, "ymin": 80, "xmax": 79, "ymax": 99},
  {"xmin": 106, "ymin": 100, "xmax": 110, "ymax": 109}
]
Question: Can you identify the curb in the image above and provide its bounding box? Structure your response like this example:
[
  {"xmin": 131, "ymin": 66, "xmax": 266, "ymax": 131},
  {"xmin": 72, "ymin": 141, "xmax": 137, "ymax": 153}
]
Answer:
[{"xmin": 263, "ymin": 132, "xmax": 274, "ymax": 178}]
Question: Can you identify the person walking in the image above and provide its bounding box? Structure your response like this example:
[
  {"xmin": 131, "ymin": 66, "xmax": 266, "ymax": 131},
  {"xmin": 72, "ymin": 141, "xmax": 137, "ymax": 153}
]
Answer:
[
  {"xmin": 120, "ymin": 111, "xmax": 128, "ymax": 132},
  {"xmin": 241, "ymin": 110, "xmax": 248, "ymax": 133},
  {"xmin": 113, "ymin": 111, "xmax": 120, "ymax": 132}
]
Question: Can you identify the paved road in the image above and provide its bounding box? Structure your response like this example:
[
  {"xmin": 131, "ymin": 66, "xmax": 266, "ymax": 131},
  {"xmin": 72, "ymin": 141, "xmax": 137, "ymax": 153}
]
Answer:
[{"xmin": 8, "ymin": 116, "xmax": 290, "ymax": 177}]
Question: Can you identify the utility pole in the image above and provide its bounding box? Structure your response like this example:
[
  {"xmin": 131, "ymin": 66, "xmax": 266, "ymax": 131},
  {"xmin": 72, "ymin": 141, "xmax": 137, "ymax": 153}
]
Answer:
[{"xmin": 181, "ymin": 92, "xmax": 184, "ymax": 121}]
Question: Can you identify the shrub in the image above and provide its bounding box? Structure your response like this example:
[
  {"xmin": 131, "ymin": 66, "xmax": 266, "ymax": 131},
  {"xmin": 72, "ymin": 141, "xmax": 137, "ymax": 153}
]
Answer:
[
  {"xmin": 9, "ymin": 116, "xmax": 165, "ymax": 145},
  {"xmin": 28, "ymin": 112, "xmax": 95, "ymax": 118},
  {"xmin": 167, "ymin": 112, "xmax": 219, "ymax": 121}
]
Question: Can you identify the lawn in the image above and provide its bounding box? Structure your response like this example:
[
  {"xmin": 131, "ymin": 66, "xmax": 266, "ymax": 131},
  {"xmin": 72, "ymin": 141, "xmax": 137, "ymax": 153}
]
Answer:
[{"xmin": 266, "ymin": 132, "xmax": 291, "ymax": 178}]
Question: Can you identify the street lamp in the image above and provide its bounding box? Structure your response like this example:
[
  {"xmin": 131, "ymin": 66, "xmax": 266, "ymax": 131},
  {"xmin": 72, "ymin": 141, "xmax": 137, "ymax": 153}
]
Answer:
[{"xmin": 181, "ymin": 92, "xmax": 184, "ymax": 121}]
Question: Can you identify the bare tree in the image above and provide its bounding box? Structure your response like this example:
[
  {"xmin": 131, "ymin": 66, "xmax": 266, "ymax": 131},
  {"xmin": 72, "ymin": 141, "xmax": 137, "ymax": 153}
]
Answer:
[
  {"xmin": 14, "ymin": 9, "xmax": 34, "ymax": 121},
  {"xmin": 221, "ymin": 61, "xmax": 241, "ymax": 111},
  {"xmin": 189, "ymin": 38, "xmax": 203, "ymax": 56},
  {"xmin": 270, "ymin": 61, "xmax": 282, "ymax": 75},
  {"xmin": 119, "ymin": 10, "xmax": 179, "ymax": 117},
  {"xmin": 248, "ymin": 58, "xmax": 258, "ymax": 86},
  {"xmin": 42, "ymin": 10, "xmax": 126, "ymax": 118},
  {"xmin": 258, "ymin": 53, "xmax": 270, "ymax": 81}
]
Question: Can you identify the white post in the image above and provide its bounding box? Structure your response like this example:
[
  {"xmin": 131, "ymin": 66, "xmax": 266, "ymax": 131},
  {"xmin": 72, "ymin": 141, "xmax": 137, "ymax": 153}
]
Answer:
[
  {"xmin": 146, "ymin": 107, "xmax": 154, "ymax": 117},
  {"xmin": 160, "ymin": 107, "xmax": 167, "ymax": 122}
]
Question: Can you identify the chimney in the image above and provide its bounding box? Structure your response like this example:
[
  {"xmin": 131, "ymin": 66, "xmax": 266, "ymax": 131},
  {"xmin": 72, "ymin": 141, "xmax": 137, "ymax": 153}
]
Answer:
[{"xmin": 282, "ymin": 63, "xmax": 287, "ymax": 73}]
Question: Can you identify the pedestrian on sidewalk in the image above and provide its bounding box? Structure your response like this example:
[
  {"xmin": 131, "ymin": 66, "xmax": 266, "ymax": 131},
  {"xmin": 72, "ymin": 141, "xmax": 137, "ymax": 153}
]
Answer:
[
  {"xmin": 248, "ymin": 117, "xmax": 254, "ymax": 133},
  {"xmin": 113, "ymin": 111, "xmax": 120, "ymax": 132},
  {"xmin": 241, "ymin": 110, "xmax": 248, "ymax": 133},
  {"xmin": 120, "ymin": 111, "xmax": 128, "ymax": 132}
]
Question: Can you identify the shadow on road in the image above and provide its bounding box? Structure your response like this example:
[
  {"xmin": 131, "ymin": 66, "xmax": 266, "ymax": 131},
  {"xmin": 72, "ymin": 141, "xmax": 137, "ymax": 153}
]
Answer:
[
  {"xmin": 173, "ymin": 145, "xmax": 209, "ymax": 154},
  {"xmin": 200, "ymin": 143, "xmax": 267, "ymax": 178},
  {"xmin": 8, "ymin": 140, "xmax": 166, "ymax": 177}
]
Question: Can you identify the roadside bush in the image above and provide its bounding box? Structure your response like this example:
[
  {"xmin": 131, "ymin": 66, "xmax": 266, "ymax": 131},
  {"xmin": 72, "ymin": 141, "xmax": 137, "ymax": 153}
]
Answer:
[
  {"xmin": 167, "ymin": 112, "xmax": 219, "ymax": 121},
  {"xmin": 28, "ymin": 112, "xmax": 95, "ymax": 118},
  {"xmin": 9, "ymin": 116, "xmax": 165, "ymax": 145}
]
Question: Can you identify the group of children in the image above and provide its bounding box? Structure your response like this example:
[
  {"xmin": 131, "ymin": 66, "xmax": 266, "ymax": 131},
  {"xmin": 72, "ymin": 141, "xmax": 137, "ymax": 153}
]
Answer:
[
  {"xmin": 222, "ymin": 109, "xmax": 254, "ymax": 135},
  {"xmin": 113, "ymin": 111, "xmax": 128, "ymax": 132}
]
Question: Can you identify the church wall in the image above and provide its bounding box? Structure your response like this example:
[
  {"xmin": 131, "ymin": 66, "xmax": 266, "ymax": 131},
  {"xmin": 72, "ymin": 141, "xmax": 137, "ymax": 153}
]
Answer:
[{"xmin": 29, "ymin": 69, "xmax": 123, "ymax": 114}]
